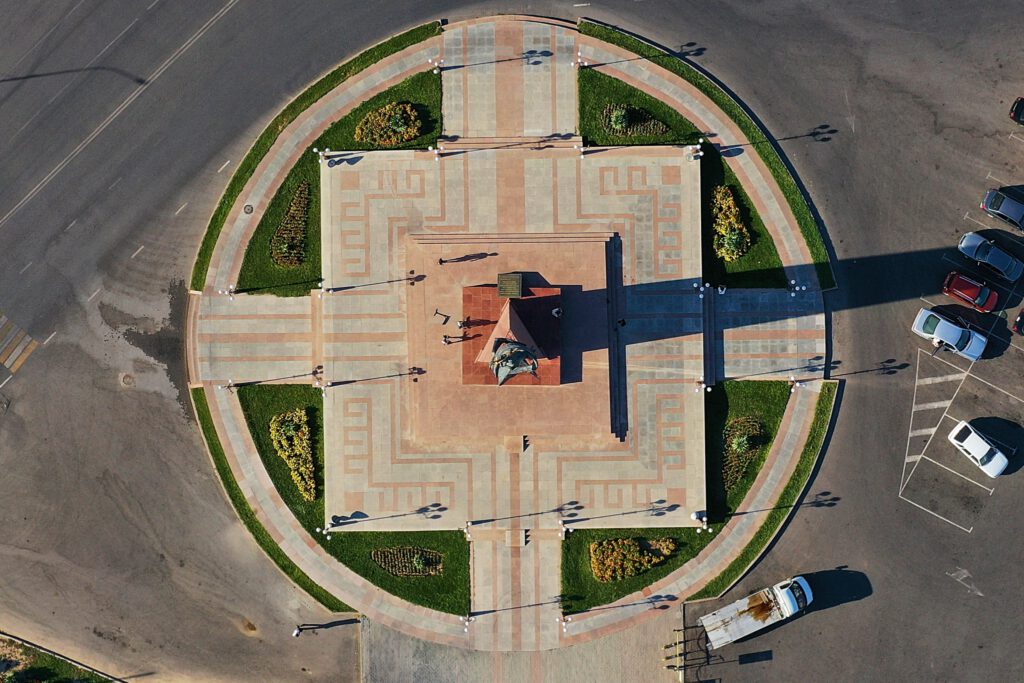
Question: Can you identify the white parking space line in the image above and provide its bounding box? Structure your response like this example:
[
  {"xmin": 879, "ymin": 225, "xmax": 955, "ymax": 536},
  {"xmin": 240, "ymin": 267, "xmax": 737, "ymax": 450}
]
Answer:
[
  {"xmin": 909, "ymin": 427, "xmax": 936, "ymax": 437},
  {"xmin": 18, "ymin": 262, "xmax": 32, "ymax": 274},
  {"xmin": 986, "ymin": 171, "xmax": 1006, "ymax": 185},
  {"xmin": 920, "ymin": 454, "xmax": 994, "ymax": 494},
  {"xmin": 107, "ymin": 176, "xmax": 122, "ymax": 191},
  {"xmin": 905, "ymin": 454, "xmax": 922, "ymax": 464},
  {"xmin": 130, "ymin": 245, "xmax": 145, "ymax": 259},
  {"xmin": 174, "ymin": 202, "xmax": 189, "ymax": 216},
  {"xmin": 919, "ymin": 295, "xmax": 940, "ymax": 307},
  {"xmin": 87, "ymin": 288, "xmax": 101, "ymax": 302},
  {"xmin": 43, "ymin": 331, "xmax": 56, "ymax": 345},
  {"xmin": 946, "ymin": 567, "xmax": 985, "ymax": 596},
  {"xmin": 914, "ymin": 400, "xmax": 952, "ymax": 411},
  {"xmin": 64, "ymin": 219, "xmax": 77, "ymax": 232},
  {"xmin": 898, "ymin": 492, "xmax": 973, "ymax": 534},
  {"xmin": 1010, "ymin": 132, "xmax": 1024, "ymax": 144},
  {"xmin": 217, "ymin": 159, "xmax": 232, "ymax": 173},
  {"xmin": 918, "ymin": 372, "xmax": 966, "ymax": 385},
  {"xmin": 0, "ymin": 376, "xmax": 11, "ymax": 390},
  {"xmin": 963, "ymin": 211, "xmax": 992, "ymax": 229}
]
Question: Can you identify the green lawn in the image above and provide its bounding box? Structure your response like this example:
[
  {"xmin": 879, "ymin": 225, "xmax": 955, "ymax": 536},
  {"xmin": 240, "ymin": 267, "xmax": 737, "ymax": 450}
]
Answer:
[
  {"xmin": 578, "ymin": 68, "xmax": 786, "ymax": 288},
  {"xmin": 191, "ymin": 388, "xmax": 350, "ymax": 611},
  {"xmin": 0, "ymin": 636, "xmax": 108, "ymax": 683},
  {"xmin": 691, "ymin": 381, "xmax": 838, "ymax": 599},
  {"xmin": 190, "ymin": 21, "xmax": 441, "ymax": 293},
  {"xmin": 235, "ymin": 384, "xmax": 470, "ymax": 615},
  {"xmin": 579, "ymin": 21, "xmax": 835, "ymax": 289},
  {"xmin": 236, "ymin": 70, "xmax": 442, "ymax": 296},
  {"xmin": 560, "ymin": 381, "xmax": 791, "ymax": 614}
]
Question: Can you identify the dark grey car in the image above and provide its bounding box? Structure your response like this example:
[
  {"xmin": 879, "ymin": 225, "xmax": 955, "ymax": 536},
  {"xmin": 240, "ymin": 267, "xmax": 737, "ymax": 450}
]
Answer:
[
  {"xmin": 981, "ymin": 189, "xmax": 1024, "ymax": 231},
  {"xmin": 958, "ymin": 231, "xmax": 1024, "ymax": 282}
]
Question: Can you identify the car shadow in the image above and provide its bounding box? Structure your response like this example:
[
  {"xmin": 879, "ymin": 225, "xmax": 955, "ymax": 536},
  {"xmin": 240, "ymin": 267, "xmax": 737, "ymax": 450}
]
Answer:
[{"xmin": 969, "ymin": 416, "xmax": 1024, "ymax": 475}]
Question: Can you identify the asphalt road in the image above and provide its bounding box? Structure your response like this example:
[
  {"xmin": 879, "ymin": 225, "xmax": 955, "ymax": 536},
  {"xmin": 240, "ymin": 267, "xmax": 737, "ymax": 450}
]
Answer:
[{"xmin": 1, "ymin": 0, "xmax": 1022, "ymax": 681}]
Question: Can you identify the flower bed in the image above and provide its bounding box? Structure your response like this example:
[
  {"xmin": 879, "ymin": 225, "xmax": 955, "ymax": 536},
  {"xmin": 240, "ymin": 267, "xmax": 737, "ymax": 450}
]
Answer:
[
  {"xmin": 589, "ymin": 537, "xmax": 676, "ymax": 583},
  {"xmin": 270, "ymin": 181, "xmax": 310, "ymax": 267},
  {"xmin": 723, "ymin": 416, "xmax": 765, "ymax": 492},
  {"xmin": 712, "ymin": 185, "xmax": 751, "ymax": 262},
  {"xmin": 355, "ymin": 101, "xmax": 422, "ymax": 147},
  {"xmin": 269, "ymin": 408, "xmax": 316, "ymax": 501},
  {"xmin": 371, "ymin": 546, "xmax": 444, "ymax": 577},
  {"xmin": 601, "ymin": 103, "xmax": 668, "ymax": 137}
]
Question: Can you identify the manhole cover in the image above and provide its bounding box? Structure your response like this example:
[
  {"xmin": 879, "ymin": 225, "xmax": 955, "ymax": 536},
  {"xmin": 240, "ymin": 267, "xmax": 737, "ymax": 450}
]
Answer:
[
  {"xmin": 243, "ymin": 204, "xmax": 254, "ymax": 214},
  {"xmin": 120, "ymin": 373, "xmax": 135, "ymax": 388}
]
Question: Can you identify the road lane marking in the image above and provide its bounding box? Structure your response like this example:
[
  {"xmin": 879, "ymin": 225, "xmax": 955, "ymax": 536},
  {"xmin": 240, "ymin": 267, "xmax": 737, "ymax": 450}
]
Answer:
[
  {"xmin": 130, "ymin": 245, "xmax": 145, "ymax": 259},
  {"xmin": 43, "ymin": 331, "xmax": 56, "ymax": 345},
  {"xmin": 909, "ymin": 427, "xmax": 936, "ymax": 437},
  {"xmin": 87, "ymin": 288, "xmax": 101, "ymax": 301},
  {"xmin": 0, "ymin": 376, "xmax": 10, "ymax": 389},
  {"xmin": 108, "ymin": 176, "xmax": 122, "ymax": 190},
  {"xmin": 10, "ymin": 18, "xmax": 140, "ymax": 143},
  {"xmin": 914, "ymin": 400, "xmax": 951, "ymax": 411},
  {"xmin": 64, "ymin": 219, "xmax": 77, "ymax": 231},
  {"xmin": 147, "ymin": 0, "xmax": 162, "ymax": 8},
  {"xmin": 18, "ymin": 262, "xmax": 32, "ymax": 274},
  {"xmin": 0, "ymin": 0, "xmax": 241, "ymax": 230},
  {"xmin": 899, "ymin": 492, "xmax": 973, "ymax": 533},
  {"xmin": 175, "ymin": 202, "xmax": 188, "ymax": 215},
  {"xmin": 6, "ymin": 0, "xmax": 87, "ymax": 71},
  {"xmin": 217, "ymin": 159, "xmax": 232, "ymax": 173},
  {"xmin": 917, "ymin": 372, "xmax": 966, "ymax": 385}
]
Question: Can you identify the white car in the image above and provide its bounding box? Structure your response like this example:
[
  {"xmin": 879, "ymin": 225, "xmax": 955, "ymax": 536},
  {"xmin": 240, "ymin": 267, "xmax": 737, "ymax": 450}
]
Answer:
[
  {"xmin": 947, "ymin": 421, "xmax": 1009, "ymax": 478},
  {"xmin": 911, "ymin": 308, "xmax": 987, "ymax": 361}
]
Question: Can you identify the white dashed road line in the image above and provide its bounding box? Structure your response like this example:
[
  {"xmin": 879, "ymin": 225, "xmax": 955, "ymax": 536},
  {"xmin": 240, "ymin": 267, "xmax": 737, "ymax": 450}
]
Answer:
[
  {"xmin": 131, "ymin": 245, "xmax": 145, "ymax": 259},
  {"xmin": 87, "ymin": 288, "xmax": 101, "ymax": 302},
  {"xmin": 0, "ymin": 376, "xmax": 11, "ymax": 390},
  {"xmin": 175, "ymin": 202, "xmax": 188, "ymax": 215},
  {"xmin": 64, "ymin": 219, "xmax": 77, "ymax": 232},
  {"xmin": 43, "ymin": 331, "xmax": 56, "ymax": 345},
  {"xmin": 18, "ymin": 262, "xmax": 32, "ymax": 274},
  {"xmin": 217, "ymin": 159, "xmax": 232, "ymax": 173}
]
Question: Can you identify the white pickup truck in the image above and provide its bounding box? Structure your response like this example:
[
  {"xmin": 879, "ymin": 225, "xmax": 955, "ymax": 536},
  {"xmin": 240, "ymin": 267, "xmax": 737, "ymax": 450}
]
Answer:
[{"xmin": 698, "ymin": 576, "xmax": 813, "ymax": 650}]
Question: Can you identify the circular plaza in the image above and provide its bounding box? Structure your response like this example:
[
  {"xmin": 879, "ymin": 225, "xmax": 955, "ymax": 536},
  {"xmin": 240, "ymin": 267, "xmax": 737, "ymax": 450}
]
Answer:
[{"xmin": 185, "ymin": 15, "xmax": 834, "ymax": 651}]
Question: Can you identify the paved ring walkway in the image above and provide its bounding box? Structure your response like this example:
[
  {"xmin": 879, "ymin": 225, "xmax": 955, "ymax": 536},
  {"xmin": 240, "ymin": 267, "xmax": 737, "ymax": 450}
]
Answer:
[{"xmin": 186, "ymin": 15, "xmax": 830, "ymax": 651}]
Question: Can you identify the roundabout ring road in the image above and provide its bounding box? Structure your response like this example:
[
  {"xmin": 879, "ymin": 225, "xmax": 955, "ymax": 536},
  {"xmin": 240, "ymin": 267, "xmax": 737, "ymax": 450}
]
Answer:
[{"xmin": 0, "ymin": 1, "xmax": 1021, "ymax": 680}]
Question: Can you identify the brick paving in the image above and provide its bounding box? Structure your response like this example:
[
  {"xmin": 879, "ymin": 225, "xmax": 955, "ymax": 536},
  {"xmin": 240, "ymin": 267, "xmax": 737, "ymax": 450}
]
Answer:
[{"xmin": 187, "ymin": 16, "xmax": 829, "ymax": 653}]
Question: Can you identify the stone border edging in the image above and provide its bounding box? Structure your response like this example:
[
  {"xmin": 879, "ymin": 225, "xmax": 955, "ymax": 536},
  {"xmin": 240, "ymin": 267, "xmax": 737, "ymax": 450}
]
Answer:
[{"xmin": 578, "ymin": 18, "xmax": 837, "ymax": 291}]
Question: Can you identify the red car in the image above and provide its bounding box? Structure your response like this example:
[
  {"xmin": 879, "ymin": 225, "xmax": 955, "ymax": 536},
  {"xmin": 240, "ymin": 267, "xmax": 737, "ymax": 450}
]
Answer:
[{"xmin": 942, "ymin": 271, "xmax": 998, "ymax": 312}]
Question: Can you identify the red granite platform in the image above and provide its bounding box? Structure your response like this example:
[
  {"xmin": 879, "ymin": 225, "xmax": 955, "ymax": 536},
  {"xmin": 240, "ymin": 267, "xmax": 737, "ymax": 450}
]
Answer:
[{"xmin": 462, "ymin": 284, "xmax": 562, "ymax": 385}]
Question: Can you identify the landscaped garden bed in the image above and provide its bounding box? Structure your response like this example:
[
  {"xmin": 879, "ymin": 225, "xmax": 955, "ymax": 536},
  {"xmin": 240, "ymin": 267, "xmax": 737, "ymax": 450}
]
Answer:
[
  {"xmin": 190, "ymin": 21, "xmax": 442, "ymax": 294},
  {"xmin": 578, "ymin": 20, "xmax": 834, "ymax": 289},
  {"xmin": 235, "ymin": 70, "xmax": 442, "ymax": 296},
  {"xmin": 235, "ymin": 384, "xmax": 470, "ymax": 615},
  {"xmin": 0, "ymin": 635, "xmax": 108, "ymax": 683},
  {"xmin": 560, "ymin": 381, "xmax": 791, "ymax": 614},
  {"xmin": 578, "ymin": 68, "xmax": 787, "ymax": 288}
]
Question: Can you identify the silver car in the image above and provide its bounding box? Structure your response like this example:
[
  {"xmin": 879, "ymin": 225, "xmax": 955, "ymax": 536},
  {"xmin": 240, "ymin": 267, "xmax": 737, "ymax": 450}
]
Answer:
[
  {"xmin": 911, "ymin": 308, "xmax": 987, "ymax": 361},
  {"xmin": 982, "ymin": 189, "xmax": 1024, "ymax": 231},
  {"xmin": 958, "ymin": 231, "xmax": 1024, "ymax": 282}
]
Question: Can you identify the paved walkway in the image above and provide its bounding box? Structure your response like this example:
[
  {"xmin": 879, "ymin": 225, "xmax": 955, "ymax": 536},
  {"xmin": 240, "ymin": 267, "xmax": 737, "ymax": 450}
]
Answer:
[{"xmin": 187, "ymin": 15, "xmax": 830, "ymax": 653}]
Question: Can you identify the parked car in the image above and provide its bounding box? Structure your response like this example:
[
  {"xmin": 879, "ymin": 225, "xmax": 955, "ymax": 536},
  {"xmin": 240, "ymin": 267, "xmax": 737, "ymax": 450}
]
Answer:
[
  {"xmin": 1011, "ymin": 97, "xmax": 1024, "ymax": 126},
  {"xmin": 958, "ymin": 232, "xmax": 1024, "ymax": 282},
  {"xmin": 947, "ymin": 421, "xmax": 1009, "ymax": 478},
  {"xmin": 981, "ymin": 189, "xmax": 1024, "ymax": 231},
  {"xmin": 911, "ymin": 308, "xmax": 987, "ymax": 361},
  {"xmin": 942, "ymin": 271, "xmax": 998, "ymax": 312}
]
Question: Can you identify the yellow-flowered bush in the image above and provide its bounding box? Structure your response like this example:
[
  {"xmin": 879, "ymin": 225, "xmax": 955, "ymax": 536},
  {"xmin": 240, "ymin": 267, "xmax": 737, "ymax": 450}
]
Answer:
[
  {"xmin": 711, "ymin": 185, "xmax": 751, "ymax": 262},
  {"xmin": 589, "ymin": 537, "xmax": 677, "ymax": 583},
  {"xmin": 270, "ymin": 408, "xmax": 316, "ymax": 501},
  {"xmin": 354, "ymin": 102, "xmax": 422, "ymax": 147}
]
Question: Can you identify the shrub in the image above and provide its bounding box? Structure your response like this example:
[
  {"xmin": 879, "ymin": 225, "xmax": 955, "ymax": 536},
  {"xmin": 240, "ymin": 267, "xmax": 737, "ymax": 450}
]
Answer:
[
  {"xmin": 269, "ymin": 408, "xmax": 316, "ymax": 501},
  {"xmin": 354, "ymin": 101, "xmax": 422, "ymax": 147},
  {"xmin": 600, "ymin": 103, "xmax": 668, "ymax": 137},
  {"xmin": 589, "ymin": 537, "xmax": 677, "ymax": 583},
  {"xmin": 269, "ymin": 181, "xmax": 310, "ymax": 267},
  {"xmin": 723, "ymin": 416, "xmax": 764, "ymax": 492},
  {"xmin": 371, "ymin": 546, "xmax": 444, "ymax": 577},
  {"xmin": 711, "ymin": 185, "xmax": 751, "ymax": 262}
]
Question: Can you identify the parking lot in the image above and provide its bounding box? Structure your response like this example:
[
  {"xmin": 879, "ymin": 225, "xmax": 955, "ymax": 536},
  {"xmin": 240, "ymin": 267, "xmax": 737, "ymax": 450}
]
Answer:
[{"xmin": 905, "ymin": 243, "xmax": 1024, "ymax": 532}]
